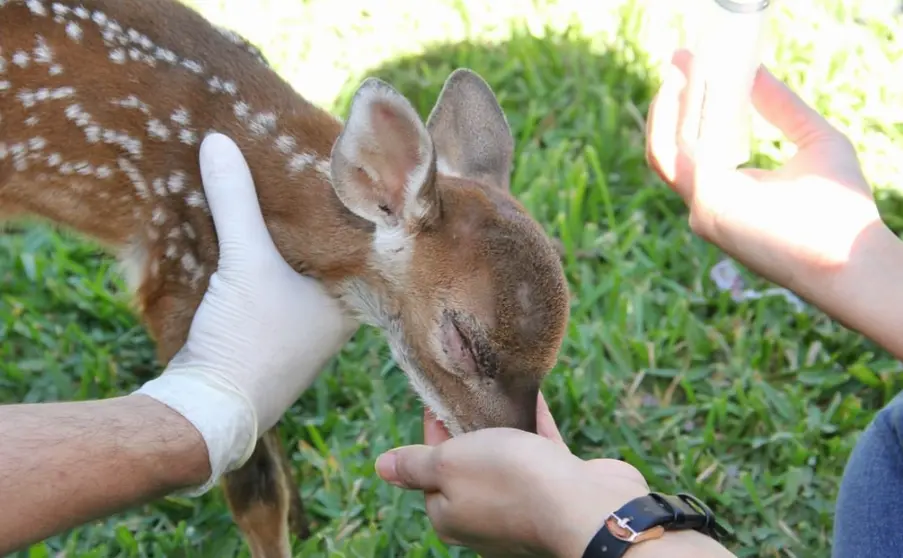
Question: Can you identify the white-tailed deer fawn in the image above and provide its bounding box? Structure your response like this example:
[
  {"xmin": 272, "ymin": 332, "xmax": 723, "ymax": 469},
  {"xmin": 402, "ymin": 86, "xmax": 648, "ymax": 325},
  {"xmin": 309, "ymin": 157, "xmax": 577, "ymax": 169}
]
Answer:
[{"xmin": 1, "ymin": 0, "xmax": 571, "ymax": 555}]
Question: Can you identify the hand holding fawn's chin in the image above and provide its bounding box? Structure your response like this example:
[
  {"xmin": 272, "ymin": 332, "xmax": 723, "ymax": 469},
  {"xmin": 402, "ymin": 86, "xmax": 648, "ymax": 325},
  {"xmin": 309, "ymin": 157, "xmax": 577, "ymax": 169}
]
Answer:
[{"xmin": 374, "ymin": 396, "xmax": 737, "ymax": 558}]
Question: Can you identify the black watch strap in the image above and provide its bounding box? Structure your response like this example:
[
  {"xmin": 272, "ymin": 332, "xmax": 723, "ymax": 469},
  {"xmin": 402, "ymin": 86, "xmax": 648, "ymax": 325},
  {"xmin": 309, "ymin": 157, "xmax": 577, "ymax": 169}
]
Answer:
[{"xmin": 581, "ymin": 492, "xmax": 728, "ymax": 558}]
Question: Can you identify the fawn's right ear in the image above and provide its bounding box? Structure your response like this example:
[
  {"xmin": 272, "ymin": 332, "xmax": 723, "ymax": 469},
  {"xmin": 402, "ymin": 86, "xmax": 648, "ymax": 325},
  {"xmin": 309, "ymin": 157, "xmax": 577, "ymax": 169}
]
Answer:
[{"xmin": 330, "ymin": 78, "xmax": 438, "ymax": 231}]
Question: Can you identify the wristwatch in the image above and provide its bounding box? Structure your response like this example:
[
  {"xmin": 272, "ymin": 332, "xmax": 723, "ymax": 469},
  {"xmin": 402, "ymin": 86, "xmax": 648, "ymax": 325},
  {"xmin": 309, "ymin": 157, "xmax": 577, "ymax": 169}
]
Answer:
[{"xmin": 581, "ymin": 492, "xmax": 729, "ymax": 558}]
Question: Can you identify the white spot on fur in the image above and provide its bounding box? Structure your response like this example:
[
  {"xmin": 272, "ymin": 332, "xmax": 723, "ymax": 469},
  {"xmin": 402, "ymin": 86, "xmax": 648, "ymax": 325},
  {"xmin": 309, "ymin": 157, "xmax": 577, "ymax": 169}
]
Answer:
[
  {"xmin": 65, "ymin": 21, "xmax": 82, "ymax": 42},
  {"xmin": 151, "ymin": 207, "xmax": 166, "ymax": 225},
  {"xmin": 12, "ymin": 51, "xmax": 30, "ymax": 68},
  {"xmin": 26, "ymin": 0, "xmax": 47, "ymax": 16},
  {"xmin": 91, "ymin": 10, "xmax": 108, "ymax": 26},
  {"xmin": 28, "ymin": 137, "xmax": 47, "ymax": 151},
  {"xmin": 102, "ymin": 129, "xmax": 142, "ymax": 159},
  {"xmin": 117, "ymin": 157, "xmax": 148, "ymax": 198},
  {"xmin": 117, "ymin": 241, "xmax": 148, "ymax": 294},
  {"xmin": 207, "ymin": 76, "xmax": 223, "ymax": 93},
  {"xmin": 178, "ymin": 128, "xmax": 197, "ymax": 145},
  {"xmin": 152, "ymin": 178, "xmax": 166, "ymax": 196},
  {"xmin": 110, "ymin": 48, "xmax": 126, "ymax": 64},
  {"xmin": 74, "ymin": 161, "xmax": 93, "ymax": 176},
  {"xmin": 171, "ymin": 107, "xmax": 190, "ymax": 126},
  {"xmin": 49, "ymin": 64, "xmax": 63, "ymax": 76},
  {"xmin": 288, "ymin": 152, "xmax": 314, "ymax": 173},
  {"xmin": 111, "ymin": 95, "xmax": 149, "ymax": 115},
  {"xmin": 181, "ymin": 59, "xmax": 203, "ymax": 74},
  {"xmin": 155, "ymin": 47, "xmax": 177, "ymax": 64},
  {"xmin": 84, "ymin": 125, "xmax": 101, "ymax": 143},
  {"xmin": 249, "ymin": 112, "xmax": 276, "ymax": 136},
  {"xmin": 73, "ymin": 5, "xmax": 89, "ymax": 19},
  {"xmin": 51, "ymin": 2, "xmax": 68, "ymax": 15},
  {"xmin": 185, "ymin": 191, "xmax": 205, "ymax": 209},
  {"xmin": 33, "ymin": 35, "xmax": 53, "ymax": 64},
  {"xmin": 181, "ymin": 223, "xmax": 196, "ymax": 239},
  {"xmin": 167, "ymin": 170, "xmax": 186, "ymax": 194},
  {"xmin": 233, "ymin": 101, "xmax": 249, "ymax": 119},
  {"xmin": 0, "ymin": 81, "xmax": 10, "ymax": 91},
  {"xmin": 51, "ymin": 86, "xmax": 74, "ymax": 99},
  {"xmin": 275, "ymin": 135, "xmax": 296, "ymax": 154},
  {"xmin": 147, "ymin": 118, "xmax": 170, "ymax": 141},
  {"xmin": 18, "ymin": 90, "xmax": 36, "ymax": 108}
]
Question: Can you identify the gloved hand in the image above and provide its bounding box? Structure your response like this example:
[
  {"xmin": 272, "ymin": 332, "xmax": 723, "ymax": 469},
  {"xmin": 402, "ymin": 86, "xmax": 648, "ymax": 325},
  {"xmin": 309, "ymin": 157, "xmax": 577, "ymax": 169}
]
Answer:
[{"xmin": 135, "ymin": 133, "xmax": 359, "ymax": 494}]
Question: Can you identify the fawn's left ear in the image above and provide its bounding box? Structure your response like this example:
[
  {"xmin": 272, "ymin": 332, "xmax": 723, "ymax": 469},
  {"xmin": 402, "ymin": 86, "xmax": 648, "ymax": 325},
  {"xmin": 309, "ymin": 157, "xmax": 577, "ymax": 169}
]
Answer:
[
  {"xmin": 330, "ymin": 78, "xmax": 438, "ymax": 230},
  {"xmin": 426, "ymin": 68, "xmax": 514, "ymax": 192}
]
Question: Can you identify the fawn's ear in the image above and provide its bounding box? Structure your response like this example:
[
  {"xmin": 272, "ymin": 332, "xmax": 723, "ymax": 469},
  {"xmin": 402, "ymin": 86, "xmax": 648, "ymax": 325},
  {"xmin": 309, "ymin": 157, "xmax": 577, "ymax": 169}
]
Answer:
[
  {"xmin": 426, "ymin": 68, "xmax": 514, "ymax": 192},
  {"xmin": 331, "ymin": 78, "xmax": 438, "ymax": 229}
]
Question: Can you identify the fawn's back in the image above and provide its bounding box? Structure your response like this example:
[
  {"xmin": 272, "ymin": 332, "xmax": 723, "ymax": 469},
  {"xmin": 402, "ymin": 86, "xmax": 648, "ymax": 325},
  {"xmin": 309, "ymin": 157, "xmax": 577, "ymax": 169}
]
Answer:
[{"xmin": 3, "ymin": 0, "xmax": 369, "ymax": 293}]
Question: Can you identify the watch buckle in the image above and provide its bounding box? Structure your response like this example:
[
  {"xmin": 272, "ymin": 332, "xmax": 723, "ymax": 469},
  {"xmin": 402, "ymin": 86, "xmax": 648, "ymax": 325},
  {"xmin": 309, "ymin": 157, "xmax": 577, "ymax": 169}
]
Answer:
[{"xmin": 607, "ymin": 512, "xmax": 641, "ymax": 543}]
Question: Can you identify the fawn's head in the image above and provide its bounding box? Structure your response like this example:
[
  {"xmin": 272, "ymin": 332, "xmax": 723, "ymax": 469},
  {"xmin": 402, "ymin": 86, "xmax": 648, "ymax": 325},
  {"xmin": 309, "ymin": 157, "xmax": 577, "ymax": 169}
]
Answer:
[{"xmin": 330, "ymin": 69, "xmax": 570, "ymax": 435}]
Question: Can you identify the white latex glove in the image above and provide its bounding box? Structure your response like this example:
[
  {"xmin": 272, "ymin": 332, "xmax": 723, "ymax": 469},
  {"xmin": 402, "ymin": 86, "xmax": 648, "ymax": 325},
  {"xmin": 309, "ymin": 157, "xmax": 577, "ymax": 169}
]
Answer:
[{"xmin": 135, "ymin": 133, "xmax": 359, "ymax": 495}]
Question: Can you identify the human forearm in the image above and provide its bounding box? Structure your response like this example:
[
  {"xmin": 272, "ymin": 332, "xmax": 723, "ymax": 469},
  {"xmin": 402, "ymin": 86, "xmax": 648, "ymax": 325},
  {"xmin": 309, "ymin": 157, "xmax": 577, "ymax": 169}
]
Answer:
[
  {"xmin": 806, "ymin": 222, "xmax": 903, "ymax": 361},
  {"xmin": 0, "ymin": 395, "xmax": 210, "ymax": 554},
  {"xmin": 551, "ymin": 471, "xmax": 737, "ymax": 558}
]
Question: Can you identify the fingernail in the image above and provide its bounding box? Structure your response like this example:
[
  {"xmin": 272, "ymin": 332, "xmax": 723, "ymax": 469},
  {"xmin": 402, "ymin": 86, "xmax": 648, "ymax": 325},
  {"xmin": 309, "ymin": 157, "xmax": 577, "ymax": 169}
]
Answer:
[{"xmin": 375, "ymin": 452, "xmax": 402, "ymax": 486}]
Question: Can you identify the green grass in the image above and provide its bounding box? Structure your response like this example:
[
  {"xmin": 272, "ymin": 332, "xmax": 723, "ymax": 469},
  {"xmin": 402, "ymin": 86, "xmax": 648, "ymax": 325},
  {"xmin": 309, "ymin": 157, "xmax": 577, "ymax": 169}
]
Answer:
[{"xmin": 2, "ymin": 0, "xmax": 903, "ymax": 557}]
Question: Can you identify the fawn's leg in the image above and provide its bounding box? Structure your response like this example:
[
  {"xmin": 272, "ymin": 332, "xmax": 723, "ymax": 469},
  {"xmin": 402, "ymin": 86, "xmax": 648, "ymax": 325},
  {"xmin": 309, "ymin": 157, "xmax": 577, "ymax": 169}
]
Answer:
[
  {"xmin": 142, "ymin": 286, "xmax": 308, "ymax": 558},
  {"xmin": 222, "ymin": 427, "xmax": 310, "ymax": 558}
]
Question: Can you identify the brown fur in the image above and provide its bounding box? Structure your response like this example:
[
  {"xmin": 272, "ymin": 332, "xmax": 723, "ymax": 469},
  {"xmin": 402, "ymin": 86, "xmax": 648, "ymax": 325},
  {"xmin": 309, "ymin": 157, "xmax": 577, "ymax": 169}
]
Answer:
[{"xmin": 0, "ymin": 0, "xmax": 571, "ymax": 555}]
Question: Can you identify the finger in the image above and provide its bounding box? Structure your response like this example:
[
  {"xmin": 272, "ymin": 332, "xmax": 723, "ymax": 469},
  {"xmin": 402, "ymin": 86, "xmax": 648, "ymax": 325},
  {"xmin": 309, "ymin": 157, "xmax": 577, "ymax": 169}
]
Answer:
[
  {"xmin": 423, "ymin": 493, "xmax": 464, "ymax": 546},
  {"xmin": 424, "ymin": 408, "xmax": 451, "ymax": 446},
  {"xmin": 645, "ymin": 50, "xmax": 692, "ymax": 198},
  {"xmin": 535, "ymin": 391, "xmax": 566, "ymax": 447},
  {"xmin": 374, "ymin": 445, "xmax": 440, "ymax": 491},
  {"xmin": 750, "ymin": 66, "xmax": 840, "ymax": 148},
  {"xmin": 198, "ymin": 133, "xmax": 278, "ymax": 264}
]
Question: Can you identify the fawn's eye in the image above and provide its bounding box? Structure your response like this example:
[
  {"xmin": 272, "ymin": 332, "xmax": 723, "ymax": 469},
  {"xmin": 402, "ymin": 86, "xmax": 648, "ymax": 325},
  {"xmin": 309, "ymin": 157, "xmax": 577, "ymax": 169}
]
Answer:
[
  {"xmin": 440, "ymin": 311, "xmax": 478, "ymax": 377},
  {"xmin": 440, "ymin": 311, "xmax": 499, "ymax": 379}
]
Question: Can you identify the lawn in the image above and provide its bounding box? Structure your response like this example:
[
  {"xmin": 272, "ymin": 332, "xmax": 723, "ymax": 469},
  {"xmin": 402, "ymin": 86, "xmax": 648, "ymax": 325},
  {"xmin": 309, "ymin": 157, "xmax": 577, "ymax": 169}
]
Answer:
[{"xmin": 2, "ymin": 0, "xmax": 902, "ymax": 557}]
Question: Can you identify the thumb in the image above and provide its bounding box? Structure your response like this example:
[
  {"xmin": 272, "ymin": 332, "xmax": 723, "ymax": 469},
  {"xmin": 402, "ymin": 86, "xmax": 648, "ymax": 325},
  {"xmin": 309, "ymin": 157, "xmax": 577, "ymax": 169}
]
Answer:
[
  {"xmin": 375, "ymin": 445, "xmax": 440, "ymax": 491},
  {"xmin": 750, "ymin": 66, "xmax": 840, "ymax": 148},
  {"xmin": 199, "ymin": 133, "xmax": 279, "ymax": 267}
]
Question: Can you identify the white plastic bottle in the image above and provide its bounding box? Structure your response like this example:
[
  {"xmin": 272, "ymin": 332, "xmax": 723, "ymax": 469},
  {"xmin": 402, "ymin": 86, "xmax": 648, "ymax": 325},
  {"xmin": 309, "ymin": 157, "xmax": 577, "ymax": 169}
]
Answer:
[{"xmin": 681, "ymin": 0, "xmax": 773, "ymax": 171}]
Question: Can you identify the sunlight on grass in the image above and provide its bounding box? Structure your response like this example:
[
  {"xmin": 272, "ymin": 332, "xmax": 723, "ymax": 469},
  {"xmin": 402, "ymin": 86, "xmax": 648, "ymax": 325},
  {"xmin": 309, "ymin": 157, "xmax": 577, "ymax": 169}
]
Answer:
[{"xmin": 3, "ymin": 0, "xmax": 902, "ymax": 556}]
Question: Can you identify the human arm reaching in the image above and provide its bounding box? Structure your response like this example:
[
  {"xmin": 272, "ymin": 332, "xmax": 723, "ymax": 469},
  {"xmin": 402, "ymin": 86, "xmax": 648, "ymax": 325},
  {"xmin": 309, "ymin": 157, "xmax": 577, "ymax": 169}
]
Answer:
[{"xmin": 648, "ymin": 49, "xmax": 903, "ymax": 360}]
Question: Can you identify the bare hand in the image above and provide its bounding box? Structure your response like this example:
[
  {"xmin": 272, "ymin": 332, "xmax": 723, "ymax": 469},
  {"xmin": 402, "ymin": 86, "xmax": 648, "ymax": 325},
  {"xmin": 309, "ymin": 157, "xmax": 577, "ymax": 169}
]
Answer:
[
  {"xmin": 374, "ymin": 394, "xmax": 650, "ymax": 558},
  {"xmin": 647, "ymin": 49, "xmax": 884, "ymax": 302}
]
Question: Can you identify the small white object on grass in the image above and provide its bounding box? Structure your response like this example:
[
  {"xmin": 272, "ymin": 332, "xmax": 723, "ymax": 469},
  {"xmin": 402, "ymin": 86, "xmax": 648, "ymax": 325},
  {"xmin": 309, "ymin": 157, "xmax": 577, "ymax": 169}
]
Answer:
[{"xmin": 710, "ymin": 258, "xmax": 805, "ymax": 312}]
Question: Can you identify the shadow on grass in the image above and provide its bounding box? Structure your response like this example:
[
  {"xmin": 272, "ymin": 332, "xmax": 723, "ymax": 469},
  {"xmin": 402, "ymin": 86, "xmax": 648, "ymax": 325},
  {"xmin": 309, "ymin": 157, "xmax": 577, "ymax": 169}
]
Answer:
[{"xmin": 3, "ymin": 14, "xmax": 898, "ymax": 558}]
